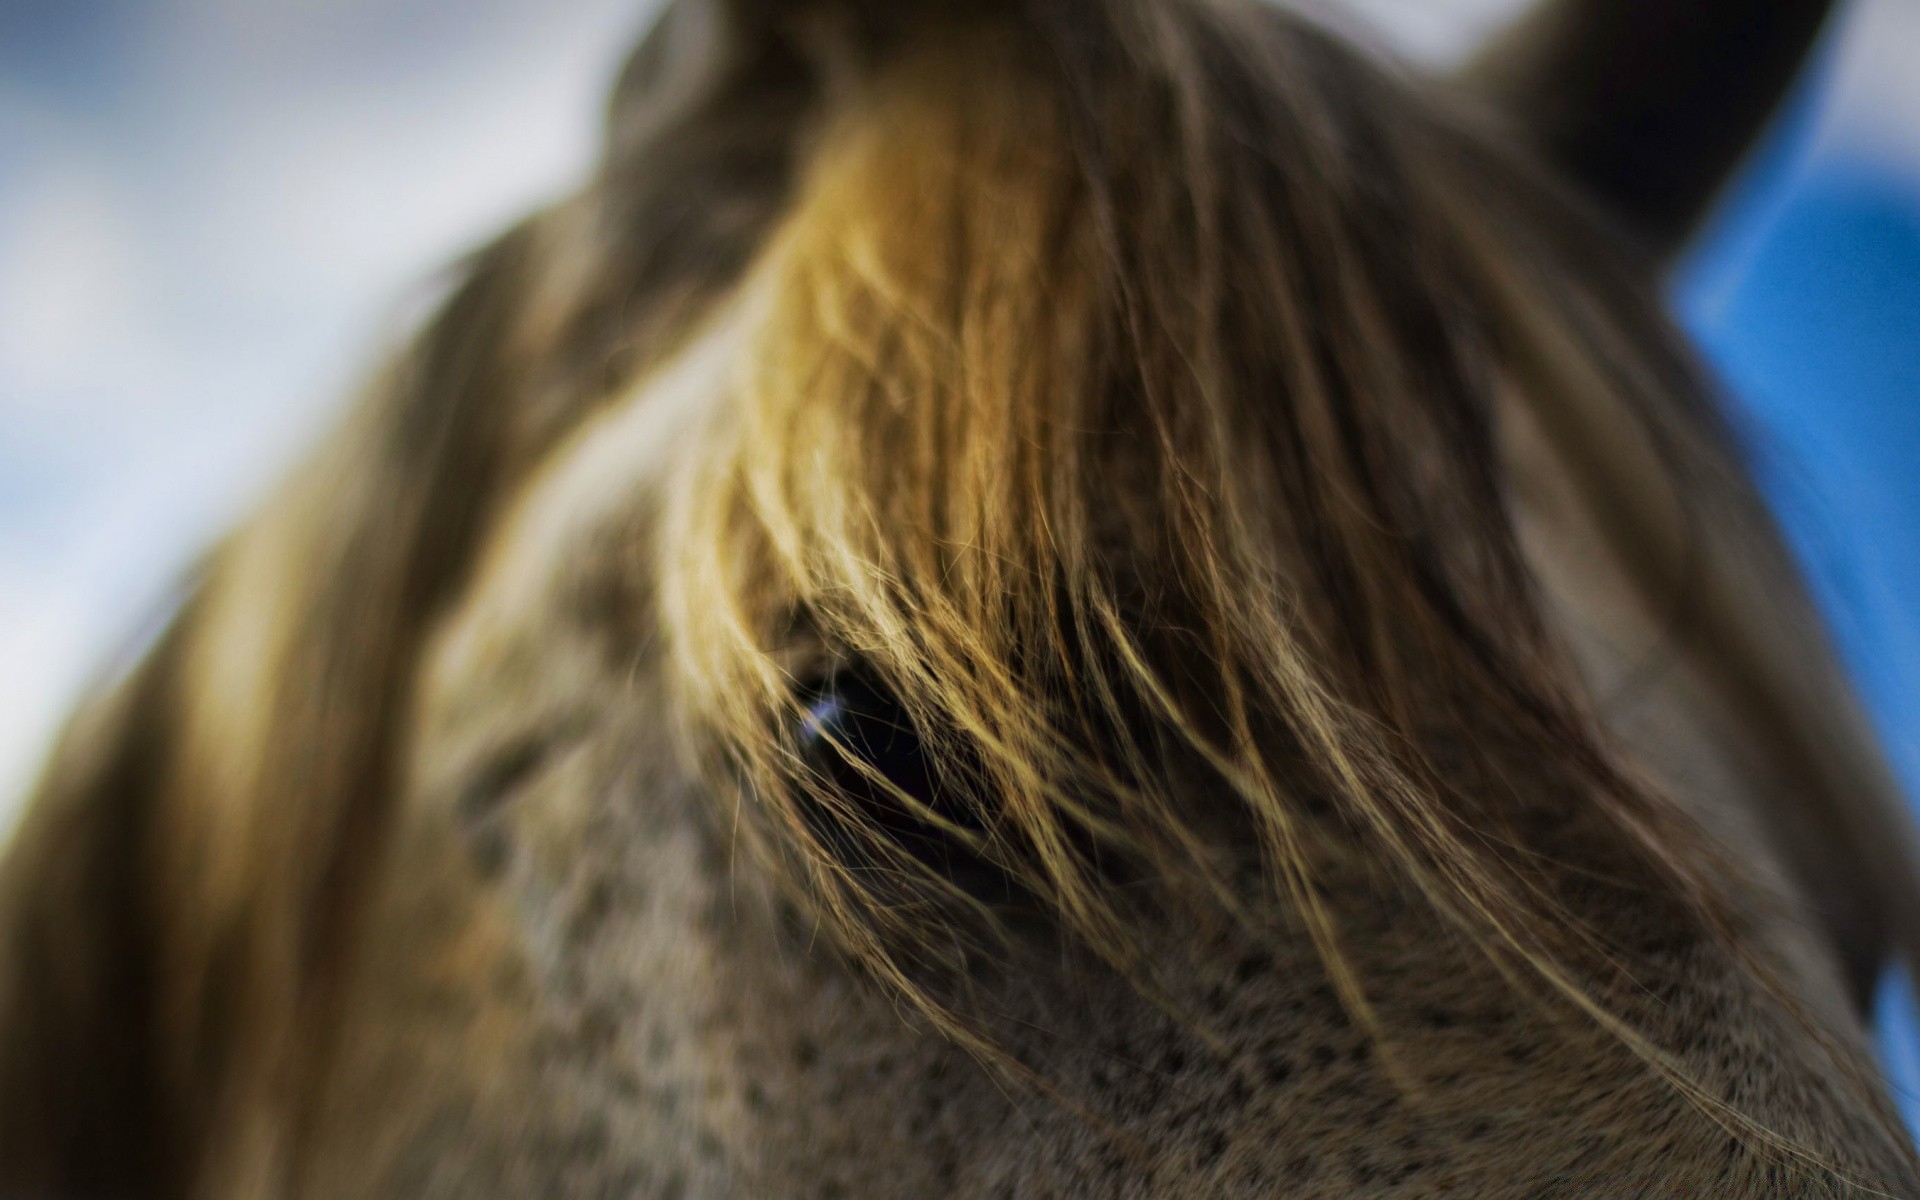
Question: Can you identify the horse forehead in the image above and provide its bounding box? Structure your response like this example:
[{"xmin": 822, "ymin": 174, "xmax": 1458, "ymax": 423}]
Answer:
[{"xmin": 426, "ymin": 289, "xmax": 763, "ymax": 688}]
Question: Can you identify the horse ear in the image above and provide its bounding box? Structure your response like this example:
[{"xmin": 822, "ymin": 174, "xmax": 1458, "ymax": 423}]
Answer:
[
  {"xmin": 607, "ymin": 0, "xmax": 982, "ymax": 141},
  {"xmin": 0, "ymin": 620, "xmax": 190, "ymax": 1195},
  {"xmin": 1460, "ymin": 0, "xmax": 1841, "ymax": 261},
  {"xmin": 608, "ymin": 0, "xmax": 763, "ymax": 147}
]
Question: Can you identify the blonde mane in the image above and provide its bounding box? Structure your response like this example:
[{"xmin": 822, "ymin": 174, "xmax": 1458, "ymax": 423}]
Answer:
[{"xmin": 663, "ymin": 3, "xmax": 1844, "ymax": 1130}]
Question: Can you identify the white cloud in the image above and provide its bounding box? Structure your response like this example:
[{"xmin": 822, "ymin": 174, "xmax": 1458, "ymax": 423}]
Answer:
[
  {"xmin": 1814, "ymin": 0, "xmax": 1920, "ymax": 179},
  {"xmin": 0, "ymin": 99, "xmax": 160, "ymax": 414},
  {"xmin": 0, "ymin": 169, "xmax": 137, "ymax": 385}
]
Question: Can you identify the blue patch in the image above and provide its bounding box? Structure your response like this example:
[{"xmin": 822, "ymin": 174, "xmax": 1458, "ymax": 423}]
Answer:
[{"xmin": 1678, "ymin": 138, "xmax": 1920, "ymax": 1138}]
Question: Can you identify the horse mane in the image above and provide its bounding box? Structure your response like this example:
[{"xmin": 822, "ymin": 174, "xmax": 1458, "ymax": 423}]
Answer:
[{"xmin": 665, "ymin": 0, "xmax": 1784, "ymax": 1096}]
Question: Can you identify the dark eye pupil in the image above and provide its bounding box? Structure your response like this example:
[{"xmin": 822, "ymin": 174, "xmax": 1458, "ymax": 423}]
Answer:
[
  {"xmin": 798, "ymin": 672, "xmax": 942, "ymax": 807},
  {"xmin": 793, "ymin": 671, "xmax": 998, "ymax": 888}
]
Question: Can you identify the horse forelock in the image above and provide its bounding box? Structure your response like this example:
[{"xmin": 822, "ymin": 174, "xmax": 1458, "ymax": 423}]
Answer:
[{"xmin": 644, "ymin": 2, "xmax": 1852, "ymax": 1133}]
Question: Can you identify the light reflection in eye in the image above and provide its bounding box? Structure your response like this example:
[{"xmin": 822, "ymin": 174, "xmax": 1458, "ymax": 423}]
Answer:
[{"xmin": 798, "ymin": 690, "xmax": 850, "ymax": 748}]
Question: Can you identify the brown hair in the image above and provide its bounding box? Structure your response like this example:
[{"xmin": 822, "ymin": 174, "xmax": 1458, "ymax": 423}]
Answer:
[{"xmin": 666, "ymin": 0, "xmax": 1822, "ymax": 1114}]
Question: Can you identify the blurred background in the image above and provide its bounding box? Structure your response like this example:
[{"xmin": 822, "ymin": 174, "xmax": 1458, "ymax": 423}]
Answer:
[{"xmin": 1, "ymin": 0, "xmax": 1916, "ymax": 1123}]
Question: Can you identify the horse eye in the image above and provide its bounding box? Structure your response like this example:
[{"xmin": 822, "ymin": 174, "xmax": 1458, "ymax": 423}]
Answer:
[
  {"xmin": 796, "ymin": 671, "xmax": 940, "ymax": 809},
  {"xmin": 792, "ymin": 671, "xmax": 1000, "ymax": 891}
]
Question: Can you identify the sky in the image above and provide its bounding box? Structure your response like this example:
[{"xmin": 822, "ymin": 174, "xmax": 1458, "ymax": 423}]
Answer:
[{"xmin": 2, "ymin": 0, "xmax": 1919, "ymax": 1126}]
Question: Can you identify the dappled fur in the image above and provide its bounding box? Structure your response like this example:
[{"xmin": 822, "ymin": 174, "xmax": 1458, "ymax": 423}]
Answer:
[{"xmin": 3, "ymin": 0, "xmax": 1918, "ymax": 1196}]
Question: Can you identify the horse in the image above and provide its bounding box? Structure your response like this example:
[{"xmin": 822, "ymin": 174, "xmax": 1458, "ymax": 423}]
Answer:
[{"xmin": 4, "ymin": 0, "xmax": 1919, "ymax": 1195}]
